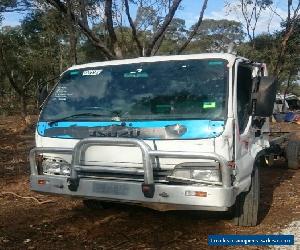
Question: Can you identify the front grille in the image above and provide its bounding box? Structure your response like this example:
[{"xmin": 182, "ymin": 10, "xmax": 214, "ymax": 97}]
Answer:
[{"xmin": 79, "ymin": 169, "xmax": 172, "ymax": 183}]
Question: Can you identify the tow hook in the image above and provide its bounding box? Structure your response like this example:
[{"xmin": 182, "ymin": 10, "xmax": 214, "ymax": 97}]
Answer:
[
  {"xmin": 68, "ymin": 178, "xmax": 79, "ymax": 191},
  {"xmin": 142, "ymin": 183, "xmax": 155, "ymax": 198}
]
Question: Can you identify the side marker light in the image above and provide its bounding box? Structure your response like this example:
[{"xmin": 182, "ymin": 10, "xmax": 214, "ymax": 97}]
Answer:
[
  {"xmin": 38, "ymin": 179, "xmax": 46, "ymax": 185},
  {"xmin": 185, "ymin": 190, "xmax": 207, "ymax": 197}
]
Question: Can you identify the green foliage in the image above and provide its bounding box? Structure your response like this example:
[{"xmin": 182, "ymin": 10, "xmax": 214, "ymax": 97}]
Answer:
[
  {"xmin": 186, "ymin": 19, "xmax": 244, "ymax": 53},
  {"xmin": 237, "ymin": 20, "xmax": 300, "ymax": 94},
  {"xmin": 157, "ymin": 18, "xmax": 187, "ymax": 54},
  {"xmin": 0, "ymin": 0, "xmax": 299, "ymax": 116}
]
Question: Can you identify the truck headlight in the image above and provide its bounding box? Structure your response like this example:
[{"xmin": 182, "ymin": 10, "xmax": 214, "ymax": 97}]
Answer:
[
  {"xmin": 172, "ymin": 166, "xmax": 221, "ymax": 183},
  {"xmin": 191, "ymin": 169, "xmax": 221, "ymax": 182},
  {"xmin": 42, "ymin": 157, "xmax": 71, "ymax": 176}
]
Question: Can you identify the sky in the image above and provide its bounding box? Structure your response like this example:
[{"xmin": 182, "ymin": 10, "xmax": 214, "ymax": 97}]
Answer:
[{"xmin": 1, "ymin": 0, "xmax": 288, "ymax": 34}]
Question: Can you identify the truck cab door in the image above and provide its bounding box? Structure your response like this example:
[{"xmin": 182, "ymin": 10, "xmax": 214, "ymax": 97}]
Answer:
[{"xmin": 233, "ymin": 61, "xmax": 256, "ymax": 183}]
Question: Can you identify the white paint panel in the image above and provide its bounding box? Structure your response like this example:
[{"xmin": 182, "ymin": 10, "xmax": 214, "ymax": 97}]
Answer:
[
  {"xmin": 68, "ymin": 53, "xmax": 240, "ymax": 72},
  {"xmin": 84, "ymin": 145, "xmax": 144, "ymax": 165}
]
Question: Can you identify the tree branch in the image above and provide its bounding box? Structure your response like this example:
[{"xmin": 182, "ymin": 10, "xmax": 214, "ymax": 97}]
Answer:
[
  {"xmin": 0, "ymin": 40, "xmax": 23, "ymax": 96},
  {"xmin": 145, "ymin": 0, "xmax": 182, "ymax": 56},
  {"xmin": 23, "ymin": 74, "xmax": 34, "ymax": 90},
  {"xmin": 124, "ymin": 0, "xmax": 143, "ymax": 56},
  {"xmin": 273, "ymin": 0, "xmax": 299, "ymax": 78},
  {"xmin": 79, "ymin": 0, "xmax": 88, "ymax": 29},
  {"xmin": 45, "ymin": 0, "xmax": 115, "ymax": 60},
  {"xmin": 66, "ymin": 0, "xmax": 78, "ymax": 65},
  {"xmin": 104, "ymin": 0, "xmax": 117, "ymax": 48},
  {"xmin": 177, "ymin": 0, "xmax": 208, "ymax": 54}
]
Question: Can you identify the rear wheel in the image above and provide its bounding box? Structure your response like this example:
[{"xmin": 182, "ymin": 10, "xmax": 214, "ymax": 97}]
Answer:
[
  {"xmin": 287, "ymin": 140, "xmax": 300, "ymax": 170},
  {"xmin": 233, "ymin": 166, "xmax": 260, "ymax": 226}
]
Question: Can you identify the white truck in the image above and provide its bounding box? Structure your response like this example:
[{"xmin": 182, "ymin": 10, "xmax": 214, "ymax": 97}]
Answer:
[{"xmin": 30, "ymin": 53, "xmax": 277, "ymax": 226}]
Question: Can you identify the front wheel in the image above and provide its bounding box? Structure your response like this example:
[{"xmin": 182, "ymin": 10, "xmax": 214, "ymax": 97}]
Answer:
[{"xmin": 233, "ymin": 166, "xmax": 260, "ymax": 226}]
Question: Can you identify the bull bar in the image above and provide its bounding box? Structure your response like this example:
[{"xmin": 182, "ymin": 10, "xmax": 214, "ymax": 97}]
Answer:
[{"xmin": 30, "ymin": 138, "xmax": 232, "ymax": 199}]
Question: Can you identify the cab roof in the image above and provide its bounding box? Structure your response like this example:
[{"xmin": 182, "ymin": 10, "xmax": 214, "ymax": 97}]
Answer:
[{"xmin": 68, "ymin": 53, "xmax": 248, "ymax": 71}]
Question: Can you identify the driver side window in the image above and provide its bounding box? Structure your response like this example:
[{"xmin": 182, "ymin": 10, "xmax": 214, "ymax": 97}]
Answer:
[{"xmin": 237, "ymin": 65, "xmax": 253, "ymax": 133}]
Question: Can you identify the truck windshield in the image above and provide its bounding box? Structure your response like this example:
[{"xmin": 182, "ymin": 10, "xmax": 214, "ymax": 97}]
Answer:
[{"xmin": 40, "ymin": 59, "xmax": 228, "ymax": 121}]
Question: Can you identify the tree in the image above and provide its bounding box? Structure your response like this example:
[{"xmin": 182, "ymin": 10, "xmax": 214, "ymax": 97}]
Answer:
[
  {"xmin": 0, "ymin": 10, "xmax": 70, "ymax": 116},
  {"xmin": 43, "ymin": 0, "xmax": 210, "ymax": 59},
  {"xmin": 236, "ymin": 1, "xmax": 300, "ymax": 87},
  {"xmin": 0, "ymin": 0, "xmax": 32, "ymax": 25},
  {"xmin": 0, "ymin": 27, "xmax": 34, "ymax": 117},
  {"xmin": 155, "ymin": 17, "xmax": 186, "ymax": 54},
  {"xmin": 186, "ymin": 19, "xmax": 244, "ymax": 53},
  {"xmin": 272, "ymin": 0, "xmax": 300, "ymax": 78},
  {"xmin": 226, "ymin": 0, "xmax": 273, "ymax": 48},
  {"xmin": 177, "ymin": 0, "xmax": 208, "ymax": 54}
]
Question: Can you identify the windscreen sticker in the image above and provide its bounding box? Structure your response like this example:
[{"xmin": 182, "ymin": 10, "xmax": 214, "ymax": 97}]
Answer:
[
  {"xmin": 53, "ymin": 86, "xmax": 72, "ymax": 101},
  {"xmin": 208, "ymin": 61, "xmax": 224, "ymax": 65},
  {"xmin": 203, "ymin": 102, "xmax": 216, "ymax": 109},
  {"xmin": 124, "ymin": 72, "xmax": 148, "ymax": 78},
  {"xmin": 82, "ymin": 69, "xmax": 103, "ymax": 76},
  {"xmin": 70, "ymin": 70, "xmax": 80, "ymax": 76}
]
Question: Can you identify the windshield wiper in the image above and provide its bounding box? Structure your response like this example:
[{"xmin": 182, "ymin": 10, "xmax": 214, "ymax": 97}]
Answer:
[{"xmin": 48, "ymin": 112, "xmax": 109, "ymax": 125}]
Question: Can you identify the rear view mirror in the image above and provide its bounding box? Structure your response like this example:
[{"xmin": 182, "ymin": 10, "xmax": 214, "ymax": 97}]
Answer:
[
  {"xmin": 253, "ymin": 77, "xmax": 277, "ymax": 117},
  {"xmin": 38, "ymin": 85, "xmax": 49, "ymax": 109}
]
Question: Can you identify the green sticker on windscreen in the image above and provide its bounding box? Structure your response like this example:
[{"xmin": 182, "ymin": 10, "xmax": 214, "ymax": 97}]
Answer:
[
  {"xmin": 203, "ymin": 102, "xmax": 216, "ymax": 109},
  {"xmin": 70, "ymin": 70, "xmax": 80, "ymax": 76},
  {"xmin": 208, "ymin": 61, "xmax": 223, "ymax": 65}
]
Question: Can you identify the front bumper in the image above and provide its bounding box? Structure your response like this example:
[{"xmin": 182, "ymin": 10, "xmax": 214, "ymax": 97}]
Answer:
[
  {"xmin": 30, "ymin": 175, "xmax": 235, "ymax": 211},
  {"xmin": 30, "ymin": 137, "xmax": 235, "ymax": 211}
]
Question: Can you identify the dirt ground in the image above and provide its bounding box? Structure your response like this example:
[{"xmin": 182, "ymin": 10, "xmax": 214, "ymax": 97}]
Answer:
[{"xmin": 0, "ymin": 116, "xmax": 299, "ymax": 250}]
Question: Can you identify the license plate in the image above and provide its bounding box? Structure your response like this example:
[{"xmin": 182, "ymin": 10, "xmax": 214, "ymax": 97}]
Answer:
[{"xmin": 93, "ymin": 182, "xmax": 129, "ymax": 196}]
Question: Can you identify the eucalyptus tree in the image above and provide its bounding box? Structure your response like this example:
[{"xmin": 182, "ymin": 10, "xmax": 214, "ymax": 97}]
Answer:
[
  {"xmin": 42, "ymin": 0, "xmax": 210, "ymax": 59},
  {"xmin": 225, "ymin": 0, "xmax": 273, "ymax": 48},
  {"xmin": 0, "ymin": 10, "xmax": 69, "ymax": 116},
  {"xmin": 188, "ymin": 19, "xmax": 245, "ymax": 53}
]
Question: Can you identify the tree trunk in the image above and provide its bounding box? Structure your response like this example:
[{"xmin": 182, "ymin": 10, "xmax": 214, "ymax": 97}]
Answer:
[
  {"xmin": 124, "ymin": 0, "xmax": 143, "ymax": 56},
  {"xmin": 272, "ymin": 0, "xmax": 299, "ymax": 78},
  {"xmin": 46, "ymin": 0, "xmax": 116, "ymax": 60},
  {"xmin": 145, "ymin": 0, "xmax": 182, "ymax": 56},
  {"xmin": 177, "ymin": 0, "xmax": 208, "ymax": 54},
  {"xmin": 67, "ymin": 0, "xmax": 78, "ymax": 65},
  {"xmin": 273, "ymin": 22, "xmax": 295, "ymax": 78},
  {"xmin": 69, "ymin": 30, "xmax": 78, "ymax": 65},
  {"xmin": 20, "ymin": 95, "xmax": 27, "ymax": 118},
  {"xmin": 104, "ymin": 0, "xmax": 122, "ymax": 58},
  {"xmin": 79, "ymin": 0, "xmax": 88, "ymax": 28}
]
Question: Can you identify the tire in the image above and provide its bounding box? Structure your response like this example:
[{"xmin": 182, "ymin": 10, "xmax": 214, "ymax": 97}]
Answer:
[
  {"xmin": 82, "ymin": 199, "xmax": 104, "ymax": 210},
  {"xmin": 287, "ymin": 141, "xmax": 300, "ymax": 170},
  {"xmin": 260, "ymin": 155, "xmax": 268, "ymax": 168},
  {"xmin": 233, "ymin": 166, "xmax": 260, "ymax": 226}
]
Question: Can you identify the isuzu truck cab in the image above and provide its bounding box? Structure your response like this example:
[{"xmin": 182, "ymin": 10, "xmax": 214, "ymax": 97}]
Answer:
[{"xmin": 30, "ymin": 53, "xmax": 276, "ymax": 226}]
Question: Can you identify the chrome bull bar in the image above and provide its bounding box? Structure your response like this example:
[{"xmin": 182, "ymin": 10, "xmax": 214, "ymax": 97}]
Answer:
[{"xmin": 30, "ymin": 137, "xmax": 232, "ymax": 198}]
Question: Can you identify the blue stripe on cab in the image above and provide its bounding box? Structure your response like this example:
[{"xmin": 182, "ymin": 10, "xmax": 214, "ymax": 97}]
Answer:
[{"xmin": 37, "ymin": 120, "xmax": 224, "ymax": 139}]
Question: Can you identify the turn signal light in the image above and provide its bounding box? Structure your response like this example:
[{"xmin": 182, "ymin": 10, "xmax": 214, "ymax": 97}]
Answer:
[
  {"xmin": 37, "ymin": 179, "xmax": 46, "ymax": 185},
  {"xmin": 185, "ymin": 190, "xmax": 207, "ymax": 197}
]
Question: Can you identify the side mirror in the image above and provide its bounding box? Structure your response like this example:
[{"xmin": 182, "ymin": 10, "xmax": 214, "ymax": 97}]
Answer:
[
  {"xmin": 38, "ymin": 85, "xmax": 49, "ymax": 109},
  {"xmin": 253, "ymin": 76, "xmax": 277, "ymax": 117}
]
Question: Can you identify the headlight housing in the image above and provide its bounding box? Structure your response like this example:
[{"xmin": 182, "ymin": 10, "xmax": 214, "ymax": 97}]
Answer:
[
  {"xmin": 41, "ymin": 157, "xmax": 71, "ymax": 176},
  {"xmin": 169, "ymin": 163, "xmax": 221, "ymax": 183}
]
